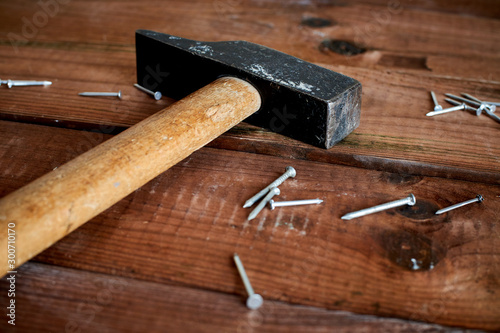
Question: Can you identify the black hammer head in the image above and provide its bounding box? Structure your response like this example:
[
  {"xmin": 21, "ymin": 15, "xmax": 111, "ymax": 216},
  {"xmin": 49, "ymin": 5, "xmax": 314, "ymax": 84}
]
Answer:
[{"xmin": 136, "ymin": 30, "xmax": 361, "ymax": 149}]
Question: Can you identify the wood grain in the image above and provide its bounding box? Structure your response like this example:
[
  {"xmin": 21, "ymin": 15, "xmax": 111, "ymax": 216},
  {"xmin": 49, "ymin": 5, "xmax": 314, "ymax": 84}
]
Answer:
[
  {"xmin": 0, "ymin": 262, "xmax": 473, "ymax": 333},
  {"xmin": 0, "ymin": 0, "xmax": 499, "ymax": 184},
  {"xmin": 1, "ymin": 121, "xmax": 499, "ymax": 330},
  {"xmin": 0, "ymin": 0, "xmax": 499, "ymax": 331}
]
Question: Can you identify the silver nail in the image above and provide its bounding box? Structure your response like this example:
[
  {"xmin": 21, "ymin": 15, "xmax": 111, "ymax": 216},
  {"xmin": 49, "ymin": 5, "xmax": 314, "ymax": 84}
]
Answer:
[
  {"xmin": 233, "ymin": 253, "xmax": 263, "ymax": 310},
  {"xmin": 243, "ymin": 166, "xmax": 296, "ymax": 208},
  {"xmin": 445, "ymin": 99, "xmax": 482, "ymax": 116},
  {"xmin": 445, "ymin": 93, "xmax": 499, "ymax": 121},
  {"xmin": 426, "ymin": 103, "xmax": 466, "ymax": 116},
  {"xmin": 247, "ymin": 187, "xmax": 280, "ymax": 221},
  {"xmin": 447, "ymin": 98, "xmax": 498, "ymax": 120},
  {"xmin": 461, "ymin": 93, "xmax": 482, "ymax": 104},
  {"xmin": 269, "ymin": 198, "xmax": 323, "ymax": 210},
  {"xmin": 341, "ymin": 194, "xmax": 416, "ymax": 220},
  {"xmin": 461, "ymin": 93, "xmax": 500, "ymax": 107},
  {"xmin": 462, "ymin": 93, "xmax": 498, "ymax": 113},
  {"xmin": 481, "ymin": 100, "xmax": 500, "ymax": 107},
  {"xmin": 458, "ymin": 93, "xmax": 499, "ymax": 122},
  {"xmin": 430, "ymin": 91, "xmax": 442, "ymax": 111},
  {"xmin": 481, "ymin": 105, "xmax": 500, "ymax": 123},
  {"xmin": 1, "ymin": 79, "xmax": 52, "ymax": 88},
  {"xmin": 435, "ymin": 195, "xmax": 484, "ymax": 215},
  {"xmin": 79, "ymin": 91, "xmax": 122, "ymax": 99},
  {"xmin": 445, "ymin": 93, "xmax": 483, "ymax": 108},
  {"xmin": 134, "ymin": 83, "xmax": 162, "ymax": 100}
]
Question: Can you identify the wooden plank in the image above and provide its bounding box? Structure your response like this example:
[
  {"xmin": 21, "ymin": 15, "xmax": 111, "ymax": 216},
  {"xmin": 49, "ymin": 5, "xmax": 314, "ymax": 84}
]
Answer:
[
  {"xmin": 1, "ymin": 0, "xmax": 499, "ymax": 59},
  {"xmin": 1, "ymin": 121, "xmax": 499, "ymax": 330},
  {"xmin": 0, "ymin": 1, "xmax": 499, "ymax": 184},
  {"xmin": 1, "ymin": 0, "xmax": 499, "ymax": 79},
  {"xmin": 0, "ymin": 46, "xmax": 499, "ymax": 184},
  {"xmin": 0, "ymin": 262, "xmax": 471, "ymax": 333}
]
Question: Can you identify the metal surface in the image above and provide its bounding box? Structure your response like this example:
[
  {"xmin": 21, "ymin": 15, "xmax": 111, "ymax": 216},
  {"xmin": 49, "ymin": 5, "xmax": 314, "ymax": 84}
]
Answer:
[
  {"xmin": 341, "ymin": 194, "xmax": 416, "ymax": 220},
  {"xmin": 435, "ymin": 195, "xmax": 484, "ymax": 215},
  {"xmin": 243, "ymin": 166, "xmax": 296, "ymax": 208},
  {"xmin": 135, "ymin": 30, "xmax": 362, "ymax": 149}
]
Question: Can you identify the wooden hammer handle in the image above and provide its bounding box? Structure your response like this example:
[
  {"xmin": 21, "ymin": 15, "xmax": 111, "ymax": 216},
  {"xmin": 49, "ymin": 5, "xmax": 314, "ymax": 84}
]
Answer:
[{"xmin": 0, "ymin": 77, "xmax": 261, "ymax": 276}]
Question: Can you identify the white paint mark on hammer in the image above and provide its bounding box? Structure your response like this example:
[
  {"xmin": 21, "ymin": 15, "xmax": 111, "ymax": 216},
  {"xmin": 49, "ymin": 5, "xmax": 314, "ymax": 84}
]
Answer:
[
  {"xmin": 246, "ymin": 64, "xmax": 314, "ymax": 92},
  {"xmin": 189, "ymin": 45, "xmax": 214, "ymax": 56}
]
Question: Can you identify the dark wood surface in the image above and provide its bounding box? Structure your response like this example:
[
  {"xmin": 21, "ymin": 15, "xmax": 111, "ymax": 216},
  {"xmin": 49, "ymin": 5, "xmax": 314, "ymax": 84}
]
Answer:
[{"xmin": 0, "ymin": 0, "xmax": 499, "ymax": 332}]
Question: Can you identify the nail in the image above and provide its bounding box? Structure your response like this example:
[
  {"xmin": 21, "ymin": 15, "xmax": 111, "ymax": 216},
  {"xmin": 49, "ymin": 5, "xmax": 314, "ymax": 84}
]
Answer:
[
  {"xmin": 233, "ymin": 253, "xmax": 263, "ymax": 310},
  {"xmin": 447, "ymin": 98, "xmax": 498, "ymax": 121},
  {"xmin": 247, "ymin": 187, "xmax": 280, "ymax": 221},
  {"xmin": 426, "ymin": 104, "xmax": 466, "ymax": 116},
  {"xmin": 79, "ymin": 91, "xmax": 122, "ymax": 99},
  {"xmin": 435, "ymin": 195, "xmax": 484, "ymax": 215},
  {"xmin": 243, "ymin": 166, "xmax": 296, "ymax": 208},
  {"xmin": 480, "ymin": 105, "xmax": 500, "ymax": 123},
  {"xmin": 461, "ymin": 93, "xmax": 500, "ymax": 108},
  {"xmin": 458, "ymin": 93, "xmax": 499, "ymax": 122},
  {"xmin": 461, "ymin": 93, "xmax": 497, "ymax": 112},
  {"xmin": 445, "ymin": 99, "xmax": 482, "ymax": 116},
  {"xmin": 134, "ymin": 83, "xmax": 162, "ymax": 100},
  {"xmin": 461, "ymin": 93, "xmax": 482, "ymax": 104},
  {"xmin": 341, "ymin": 194, "xmax": 416, "ymax": 220},
  {"xmin": 430, "ymin": 91, "xmax": 442, "ymax": 111},
  {"xmin": 445, "ymin": 93, "xmax": 482, "ymax": 108},
  {"xmin": 1, "ymin": 79, "xmax": 52, "ymax": 88},
  {"xmin": 481, "ymin": 100, "xmax": 500, "ymax": 107},
  {"xmin": 269, "ymin": 198, "xmax": 323, "ymax": 210}
]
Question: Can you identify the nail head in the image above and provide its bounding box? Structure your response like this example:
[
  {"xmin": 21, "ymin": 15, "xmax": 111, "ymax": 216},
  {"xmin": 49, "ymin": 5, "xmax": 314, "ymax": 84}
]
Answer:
[
  {"xmin": 246, "ymin": 294, "xmax": 263, "ymax": 310},
  {"xmin": 269, "ymin": 199, "xmax": 276, "ymax": 210},
  {"xmin": 286, "ymin": 166, "xmax": 296, "ymax": 178}
]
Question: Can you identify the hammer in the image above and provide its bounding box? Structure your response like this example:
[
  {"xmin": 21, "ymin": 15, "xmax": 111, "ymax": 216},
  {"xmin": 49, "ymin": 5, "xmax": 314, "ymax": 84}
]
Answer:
[{"xmin": 0, "ymin": 30, "xmax": 361, "ymax": 276}]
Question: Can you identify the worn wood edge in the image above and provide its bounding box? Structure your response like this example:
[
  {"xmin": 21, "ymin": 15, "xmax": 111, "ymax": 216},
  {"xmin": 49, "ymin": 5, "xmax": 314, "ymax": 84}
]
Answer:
[
  {"xmin": 208, "ymin": 128, "xmax": 500, "ymax": 185},
  {"xmin": 0, "ymin": 262, "xmax": 480, "ymax": 333},
  {"xmin": 1, "ymin": 117, "xmax": 497, "ymax": 186}
]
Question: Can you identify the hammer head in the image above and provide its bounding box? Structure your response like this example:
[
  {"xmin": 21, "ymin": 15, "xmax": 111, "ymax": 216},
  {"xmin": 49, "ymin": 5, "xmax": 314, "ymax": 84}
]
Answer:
[{"xmin": 136, "ymin": 30, "xmax": 361, "ymax": 149}]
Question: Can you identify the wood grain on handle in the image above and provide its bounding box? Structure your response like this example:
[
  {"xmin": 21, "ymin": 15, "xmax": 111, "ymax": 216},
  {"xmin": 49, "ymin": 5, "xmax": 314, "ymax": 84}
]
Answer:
[{"xmin": 0, "ymin": 77, "xmax": 261, "ymax": 276}]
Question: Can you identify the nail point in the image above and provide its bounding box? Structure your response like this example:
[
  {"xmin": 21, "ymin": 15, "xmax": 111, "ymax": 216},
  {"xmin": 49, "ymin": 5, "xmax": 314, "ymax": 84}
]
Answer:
[{"xmin": 408, "ymin": 193, "xmax": 416, "ymax": 206}]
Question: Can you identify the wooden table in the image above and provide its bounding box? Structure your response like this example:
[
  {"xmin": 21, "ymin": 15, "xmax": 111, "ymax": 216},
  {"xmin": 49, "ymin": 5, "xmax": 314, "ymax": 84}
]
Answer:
[{"xmin": 1, "ymin": 0, "xmax": 499, "ymax": 331}]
